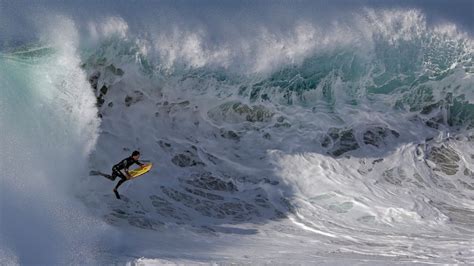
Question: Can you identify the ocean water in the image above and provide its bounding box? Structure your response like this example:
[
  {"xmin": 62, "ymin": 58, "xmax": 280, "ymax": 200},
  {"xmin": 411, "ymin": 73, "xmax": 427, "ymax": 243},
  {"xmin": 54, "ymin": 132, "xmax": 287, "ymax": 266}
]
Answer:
[{"xmin": 1, "ymin": 5, "xmax": 473, "ymax": 264}]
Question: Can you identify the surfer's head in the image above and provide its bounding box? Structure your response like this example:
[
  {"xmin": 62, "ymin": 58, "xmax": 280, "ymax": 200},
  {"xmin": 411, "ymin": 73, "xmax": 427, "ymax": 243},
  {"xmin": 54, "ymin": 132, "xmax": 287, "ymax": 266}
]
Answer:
[{"xmin": 131, "ymin": 150, "xmax": 140, "ymax": 160}]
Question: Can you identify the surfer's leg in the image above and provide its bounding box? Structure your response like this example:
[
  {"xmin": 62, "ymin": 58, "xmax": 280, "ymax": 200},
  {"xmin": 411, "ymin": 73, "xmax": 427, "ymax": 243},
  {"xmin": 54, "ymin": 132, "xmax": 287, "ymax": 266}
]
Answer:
[
  {"xmin": 112, "ymin": 170, "xmax": 128, "ymax": 199},
  {"xmin": 109, "ymin": 172, "xmax": 117, "ymax": 181},
  {"xmin": 90, "ymin": 170, "xmax": 114, "ymax": 180},
  {"xmin": 113, "ymin": 178, "xmax": 127, "ymax": 199},
  {"xmin": 109, "ymin": 167, "xmax": 122, "ymax": 181},
  {"xmin": 114, "ymin": 178, "xmax": 127, "ymax": 190}
]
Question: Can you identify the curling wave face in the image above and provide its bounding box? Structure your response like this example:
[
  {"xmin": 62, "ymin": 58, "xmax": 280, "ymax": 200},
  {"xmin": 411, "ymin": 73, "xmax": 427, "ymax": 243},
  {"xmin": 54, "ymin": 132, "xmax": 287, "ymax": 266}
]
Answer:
[
  {"xmin": 80, "ymin": 9, "xmax": 473, "ymax": 263},
  {"xmin": 0, "ymin": 18, "xmax": 103, "ymax": 265}
]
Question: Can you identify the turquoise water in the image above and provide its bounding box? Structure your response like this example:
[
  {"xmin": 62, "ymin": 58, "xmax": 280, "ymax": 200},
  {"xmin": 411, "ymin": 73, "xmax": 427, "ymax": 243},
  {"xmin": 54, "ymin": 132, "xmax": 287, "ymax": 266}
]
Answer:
[{"xmin": 0, "ymin": 46, "xmax": 101, "ymax": 264}]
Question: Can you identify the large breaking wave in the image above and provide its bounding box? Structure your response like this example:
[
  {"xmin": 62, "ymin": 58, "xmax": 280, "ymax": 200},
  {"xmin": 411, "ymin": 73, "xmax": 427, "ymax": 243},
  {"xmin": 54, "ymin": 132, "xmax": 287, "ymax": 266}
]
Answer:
[
  {"xmin": 1, "ymin": 7, "xmax": 473, "ymax": 264},
  {"xmin": 0, "ymin": 17, "xmax": 106, "ymax": 264}
]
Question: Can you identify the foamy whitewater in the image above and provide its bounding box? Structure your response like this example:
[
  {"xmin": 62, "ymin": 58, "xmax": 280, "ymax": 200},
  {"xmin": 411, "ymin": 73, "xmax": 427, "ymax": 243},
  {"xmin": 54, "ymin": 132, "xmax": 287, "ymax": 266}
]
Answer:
[{"xmin": 1, "ymin": 4, "xmax": 473, "ymax": 265}]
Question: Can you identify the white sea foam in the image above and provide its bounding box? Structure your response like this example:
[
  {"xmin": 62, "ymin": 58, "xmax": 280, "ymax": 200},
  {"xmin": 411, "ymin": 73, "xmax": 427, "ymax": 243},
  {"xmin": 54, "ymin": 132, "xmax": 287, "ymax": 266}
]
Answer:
[{"xmin": 0, "ymin": 16, "xmax": 104, "ymax": 264}]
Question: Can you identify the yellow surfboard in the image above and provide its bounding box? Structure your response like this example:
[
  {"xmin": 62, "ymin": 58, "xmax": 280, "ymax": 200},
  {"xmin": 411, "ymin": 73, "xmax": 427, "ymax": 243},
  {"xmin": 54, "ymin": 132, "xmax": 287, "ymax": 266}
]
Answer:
[{"xmin": 128, "ymin": 163, "xmax": 153, "ymax": 180}]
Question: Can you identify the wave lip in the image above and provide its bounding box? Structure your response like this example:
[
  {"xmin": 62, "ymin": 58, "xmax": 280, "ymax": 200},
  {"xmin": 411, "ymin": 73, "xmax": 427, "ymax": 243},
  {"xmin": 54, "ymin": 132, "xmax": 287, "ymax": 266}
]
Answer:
[{"xmin": 0, "ymin": 17, "xmax": 102, "ymax": 265}]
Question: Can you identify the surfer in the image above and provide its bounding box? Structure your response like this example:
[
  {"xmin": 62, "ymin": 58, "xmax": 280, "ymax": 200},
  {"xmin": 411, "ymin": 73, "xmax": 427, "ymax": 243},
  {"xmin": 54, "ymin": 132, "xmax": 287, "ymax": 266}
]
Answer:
[{"xmin": 109, "ymin": 150, "xmax": 144, "ymax": 199}]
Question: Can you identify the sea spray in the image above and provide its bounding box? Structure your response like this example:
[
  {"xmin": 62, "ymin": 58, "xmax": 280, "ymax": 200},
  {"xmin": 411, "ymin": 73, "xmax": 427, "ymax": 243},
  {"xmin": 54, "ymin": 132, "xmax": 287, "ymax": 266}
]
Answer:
[{"xmin": 0, "ymin": 17, "xmax": 103, "ymax": 264}]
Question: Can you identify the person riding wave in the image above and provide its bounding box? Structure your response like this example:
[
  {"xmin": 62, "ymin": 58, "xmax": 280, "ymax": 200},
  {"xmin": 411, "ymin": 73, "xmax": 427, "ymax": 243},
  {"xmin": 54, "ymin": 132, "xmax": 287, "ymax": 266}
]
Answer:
[{"xmin": 108, "ymin": 150, "xmax": 144, "ymax": 199}]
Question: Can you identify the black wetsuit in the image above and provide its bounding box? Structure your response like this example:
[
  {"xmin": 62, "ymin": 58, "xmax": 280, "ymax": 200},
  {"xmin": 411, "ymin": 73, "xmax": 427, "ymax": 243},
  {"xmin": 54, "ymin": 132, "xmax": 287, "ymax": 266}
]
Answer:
[{"xmin": 110, "ymin": 156, "xmax": 143, "ymax": 181}]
